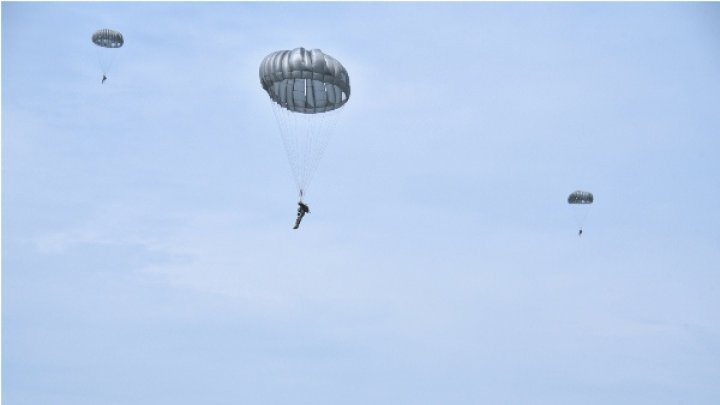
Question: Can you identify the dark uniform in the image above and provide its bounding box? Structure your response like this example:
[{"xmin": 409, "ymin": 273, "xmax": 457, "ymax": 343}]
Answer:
[{"xmin": 293, "ymin": 202, "xmax": 310, "ymax": 229}]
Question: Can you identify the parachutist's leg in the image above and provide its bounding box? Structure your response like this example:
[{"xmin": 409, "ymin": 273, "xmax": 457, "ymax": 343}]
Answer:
[{"xmin": 293, "ymin": 211, "xmax": 305, "ymax": 229}]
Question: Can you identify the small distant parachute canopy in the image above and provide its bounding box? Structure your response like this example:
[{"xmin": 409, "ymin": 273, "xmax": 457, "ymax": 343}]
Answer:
[
  {"xmin": 568, "ymin": 190, "xmax": 594, "ymax": 204},
  {"xmin": 92, "ymin": 29, "xmax": 124, "ymax": 48},
  {"xmin": 260, "ymin": 47, "xmax": 350, "ymax": 114}
]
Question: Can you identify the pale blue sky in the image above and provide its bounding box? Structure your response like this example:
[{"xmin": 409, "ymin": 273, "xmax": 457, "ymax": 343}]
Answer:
[{"xmin": 3, "ymin": 2, "xmax": 720, "ymax": 404}]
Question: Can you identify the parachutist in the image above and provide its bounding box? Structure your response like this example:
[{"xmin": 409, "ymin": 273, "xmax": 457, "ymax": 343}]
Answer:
[
  {"xmin": 102, "ymin": 74, "xmax": 107, "ymax": 84},
  {"xmin": 578, "ymin": 229, "xmax": 583, "ymax": 237},
  {"xmin": 293, "ymin": 201, "xmax": 310, "ymax": 229}
]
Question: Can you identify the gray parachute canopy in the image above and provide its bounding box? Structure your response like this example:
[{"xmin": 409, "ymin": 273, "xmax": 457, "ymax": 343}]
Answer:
[
  {"xmin": 568, "ymin": 190, "xmax": 594, "ymax": 204},
  {"xmin": 92, "ymin": 29, "xmax": 124, "ymax": 48},
  {"xmin": 260, "ymin": 47, "xmax": 350, "ymax": 114}
]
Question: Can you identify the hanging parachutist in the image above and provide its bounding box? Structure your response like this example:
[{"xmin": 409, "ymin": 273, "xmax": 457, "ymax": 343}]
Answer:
[
  {"xmin": 293, "ymin": 201, "xmax": 310, "ymax": 229},
  {"xmin": 102, "ymin": 74, "xmax": 107, "ymax": 84},
  {"xmin": 578, "ymin": 228, "xmax": 583, "ymax": 237}
]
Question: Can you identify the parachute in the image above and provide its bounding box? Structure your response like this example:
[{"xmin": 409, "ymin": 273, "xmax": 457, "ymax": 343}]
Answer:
[
  {"xmin": 92, "ymin": 29, "xmax": 124, "ymax": 48},
  {"xmin": 91, "ymin": 29, "xmax": 124, "ymax": 79},
  {"xmin": 568, "ymin": 190, "xmax": 593, "ymax": 205},
  {"xmin": 568, "ymin": 190, "xmax": 594, "ymax": 234},
  {"xmin": 260, "ymin": 47, "xmax": 350, "ymax": 200}
]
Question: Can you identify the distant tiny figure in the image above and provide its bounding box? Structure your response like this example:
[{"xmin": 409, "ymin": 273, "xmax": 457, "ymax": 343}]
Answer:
[
  {"xmin": 102, "ymin": 74, "xmax": 107, "ymax": 84},
  {"xmin": 578, "ymin": 228, "xmax": 583, "ymax": 237},
  {"xmin": 293, "ymin": 201, "xmax": 310, "ymax": 229}
]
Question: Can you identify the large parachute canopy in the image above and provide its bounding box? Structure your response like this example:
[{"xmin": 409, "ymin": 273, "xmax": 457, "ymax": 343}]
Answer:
[
  {"xmin": 568, "ymin": 190, "xmax": 594, "ymax": 204},
  {"xmin": 260, "ymin": 47, "xmax": 350, "ymax": 114},
  {"xmin": 92, "ymin": 29, "xmax": 124, "ymax": 48},
  {"xmin": 260, "ymin": 47, "xmax": 350, "ymax": 199}
]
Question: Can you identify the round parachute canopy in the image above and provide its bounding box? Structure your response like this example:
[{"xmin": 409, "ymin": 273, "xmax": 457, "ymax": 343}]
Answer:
[
  {"xmin": 568, "ymin": 190, "xmax": 594, "ymax": 204},
  {"xmin": 260, "ymin": 47, "xmax": 350, "ymax": 114},
  {"xmin": 92, "ymin": 29, "xmax": 124, "ymax": 48}
]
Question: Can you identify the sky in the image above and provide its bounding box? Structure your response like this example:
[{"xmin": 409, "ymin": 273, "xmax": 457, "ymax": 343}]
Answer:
[{"xmin": 2, "ymin": 2, "xmax": 720, "ymax": 404}]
